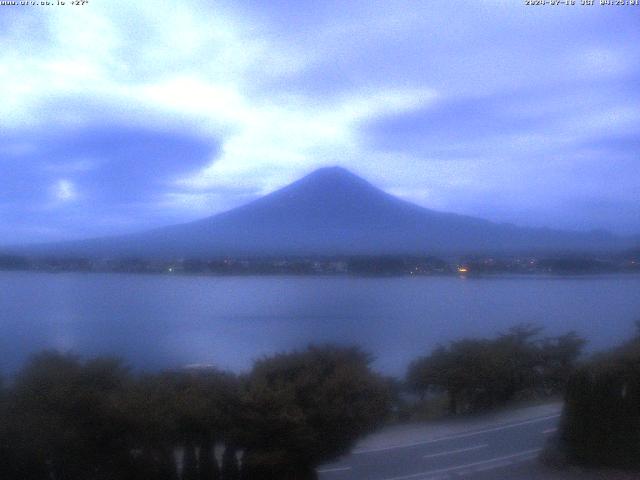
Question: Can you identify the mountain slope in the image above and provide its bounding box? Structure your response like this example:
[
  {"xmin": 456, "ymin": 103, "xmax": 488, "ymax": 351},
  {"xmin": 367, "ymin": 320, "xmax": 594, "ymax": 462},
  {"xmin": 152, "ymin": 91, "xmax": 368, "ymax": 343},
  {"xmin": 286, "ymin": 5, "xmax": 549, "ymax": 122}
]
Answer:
[{"xmin": 15, "ymin": 167, "xmax": 634, "ymax": 258}]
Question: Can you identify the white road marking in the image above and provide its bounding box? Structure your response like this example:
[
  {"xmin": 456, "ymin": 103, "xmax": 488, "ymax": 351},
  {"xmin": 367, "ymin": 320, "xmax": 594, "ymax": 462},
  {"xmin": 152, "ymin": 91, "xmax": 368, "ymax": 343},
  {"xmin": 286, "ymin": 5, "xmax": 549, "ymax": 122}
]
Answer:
[
  {"xmin": 316, "ymin": 466, "xmax": 352, "ymax": 473},
  {"xmin": 472, "ymin": 459, "xmax": 513, "ymax": 472},
  {"xmin": 423, "ymin": 444, "xmax": 488, "ymax": 459},
  {"xmin": 380, "ymin": 448, "xmax": 542, "ymax": 480},
  {"xmin": 454, "ymin": 469, "xmax": 474, "ymax": 476},
  {"xmin": 542, "ymin": 427, "xmax": 557, "ymax": 434},
  {"xmin": 353, "ymin": 413, "xmax": 560, "ymax": 454}
]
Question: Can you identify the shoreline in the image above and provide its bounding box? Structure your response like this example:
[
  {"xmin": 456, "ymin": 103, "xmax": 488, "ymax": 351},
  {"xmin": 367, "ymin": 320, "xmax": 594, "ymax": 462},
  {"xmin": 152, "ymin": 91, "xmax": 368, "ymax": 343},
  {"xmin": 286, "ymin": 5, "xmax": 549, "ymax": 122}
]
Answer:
[{"xmin": 2, "ymin": 268, "xmax": 640, "ymax": 279}]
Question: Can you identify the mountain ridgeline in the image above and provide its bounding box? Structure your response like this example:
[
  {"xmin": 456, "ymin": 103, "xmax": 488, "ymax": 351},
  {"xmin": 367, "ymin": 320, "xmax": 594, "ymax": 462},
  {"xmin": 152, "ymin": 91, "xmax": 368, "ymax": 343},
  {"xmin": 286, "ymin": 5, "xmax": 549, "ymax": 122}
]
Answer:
[{"xmin": 15, "ymin": 167, "xmax": 636, "ymax": 258}]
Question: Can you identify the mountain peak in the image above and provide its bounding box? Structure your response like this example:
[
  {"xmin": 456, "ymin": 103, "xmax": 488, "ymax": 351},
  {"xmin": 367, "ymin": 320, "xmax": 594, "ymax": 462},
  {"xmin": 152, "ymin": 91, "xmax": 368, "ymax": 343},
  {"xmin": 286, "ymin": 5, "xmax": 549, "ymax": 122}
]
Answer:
[
  {"xmin": 288, "ymin": 166, "xmax": 376, "ymax": 193},
  {"xmin": 306, "ymin": 165, "xmax": 357, "ymax": 178},
  {"xmin": 215, "ymin": 165, "xmax": 403, "ymax": 228},
  {"xmin": 301, "ymin": 166, "xmax": 367, "ymax": 183}
]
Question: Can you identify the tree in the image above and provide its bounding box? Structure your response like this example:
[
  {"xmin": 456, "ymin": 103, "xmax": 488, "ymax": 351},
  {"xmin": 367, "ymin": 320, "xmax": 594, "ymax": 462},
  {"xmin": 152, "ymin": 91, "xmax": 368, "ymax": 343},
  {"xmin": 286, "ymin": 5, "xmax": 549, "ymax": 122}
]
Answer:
[
  {"xmin": 119, "ymin": 367, "xmax": 238, "ymax": 480},
  {"xmin": 0, "ymin": 373, "xmax": 17, "ymax": 479},
  {"xmin": 3, "ymin": 346, "xmax": 390, "ymax": 480},
  {"xmin": 8, "ymin": 351, "xmax": 133, "ymax": 480},
  {"xmin": 239, "ymin": 345, "xmax": 391, "ymax": 479},
  {"xmin": 407, "ymin": 338, "xmax": 516, "ymax": 414},
  {"xmin": 539, "ymin": 331, "xmax": 586, "ymax": 395},
  {"xmin": 167, "ymin": 368, "xmax": 238, "ymax": 480},
  {"xmin": 221, "ymin": 445, "xmax": 240, "ymax": 480},
  {"xmin": 117, "ymin": 373, "xmax": 180, "ymax": 480},
  {"xmin": 199, "ymin": 438, "xmax": 219, "ymax": 480},
  {"xmin": 560, "ymin": 329, "xmax": 640, "ymax": 468},
  {"xmin": 406, "ymin": 325, "xmax": 585, "ymax": 415},
  {"xmin": 489, "ymin": 324, "xmax": 544, "ymax": 403}
]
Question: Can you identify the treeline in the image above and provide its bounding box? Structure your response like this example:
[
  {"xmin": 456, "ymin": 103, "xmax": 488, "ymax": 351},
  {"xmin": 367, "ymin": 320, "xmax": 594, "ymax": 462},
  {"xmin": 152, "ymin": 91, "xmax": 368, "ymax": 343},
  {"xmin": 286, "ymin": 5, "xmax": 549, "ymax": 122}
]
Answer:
[
  {"xmin": 406, "ymin": 325, "xmax": 586, "ymax": 414},
  {"xmin": 3, "ymin": 252, "xmax": 639, "ymax": 276},
  {"xmin": 557, "ymin": 322, "xmax": 640, "ymax": 469},
  {"xmin": 0, "ymin": 254, "xmax": 450, "ymax": 276},
  {"xmin": 2, "ymin": 324, "xmax": 638, "ymax": 477},
  {"xmin": 0, "ymin": 346, "xmax": 391, "ymax": 480}
]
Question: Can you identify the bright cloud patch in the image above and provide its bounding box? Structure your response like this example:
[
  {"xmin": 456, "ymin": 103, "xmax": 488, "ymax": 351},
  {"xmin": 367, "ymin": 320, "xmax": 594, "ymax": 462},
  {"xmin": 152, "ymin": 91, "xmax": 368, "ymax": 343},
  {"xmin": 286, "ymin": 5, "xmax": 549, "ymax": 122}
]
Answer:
[{"xmin": 53, "ymin": 179, "xmax": 78, "ymax": 203}]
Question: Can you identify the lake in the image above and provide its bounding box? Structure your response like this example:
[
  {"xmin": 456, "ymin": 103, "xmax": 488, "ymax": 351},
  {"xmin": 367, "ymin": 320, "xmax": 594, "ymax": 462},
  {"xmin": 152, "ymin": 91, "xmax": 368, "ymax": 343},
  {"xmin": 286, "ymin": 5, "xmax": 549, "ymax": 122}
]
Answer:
[{"xmin": 1, "ymin": 271, "xmax": 639, "ymax": 376}]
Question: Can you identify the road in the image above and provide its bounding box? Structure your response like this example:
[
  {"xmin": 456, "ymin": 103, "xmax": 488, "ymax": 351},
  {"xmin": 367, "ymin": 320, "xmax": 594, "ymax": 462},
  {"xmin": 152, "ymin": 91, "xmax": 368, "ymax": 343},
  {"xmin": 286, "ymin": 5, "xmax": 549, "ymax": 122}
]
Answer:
[{"xmin": 317, "ymin": 405, "xmax": 562, "ymax": 480}]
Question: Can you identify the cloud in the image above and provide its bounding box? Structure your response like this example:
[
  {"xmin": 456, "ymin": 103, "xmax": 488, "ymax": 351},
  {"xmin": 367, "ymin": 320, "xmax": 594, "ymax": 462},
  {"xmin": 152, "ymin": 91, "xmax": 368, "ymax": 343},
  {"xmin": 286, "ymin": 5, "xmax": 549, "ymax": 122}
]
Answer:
[
  {"xmin": 0, "ymin": 124, "xmax": 220, "ymax": 242},
  {"xmin": 0, "ymin": 0, "xmax": 638, "ymax": 242},
  {"xmin": 364, "ymin": 76, "xmax": 640, "ymax": 158},
  {"xmin": 52, "ymin": 179, "xmax": 78, "ymax": 203}
]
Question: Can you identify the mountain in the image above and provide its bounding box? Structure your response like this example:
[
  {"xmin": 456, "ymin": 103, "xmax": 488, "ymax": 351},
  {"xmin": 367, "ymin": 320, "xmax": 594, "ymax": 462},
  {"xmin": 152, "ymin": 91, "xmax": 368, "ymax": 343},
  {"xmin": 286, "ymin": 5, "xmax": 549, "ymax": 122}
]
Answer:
[{"xmin": 13, "ymin": 167, "xmax": 635, "ymax": 258}]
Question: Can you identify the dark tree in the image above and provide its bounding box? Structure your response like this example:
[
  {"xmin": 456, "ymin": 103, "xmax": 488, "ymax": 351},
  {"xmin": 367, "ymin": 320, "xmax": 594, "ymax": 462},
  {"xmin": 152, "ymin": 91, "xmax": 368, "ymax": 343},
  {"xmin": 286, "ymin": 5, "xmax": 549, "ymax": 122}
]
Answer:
[
  {"xmin": 221, "ymin": 445, "xmax": 240, "ymax": 480},
  {"xmin": 117, "ymin": 373, "xmax": 181, "ymax": 479},
  {"xmin": 183, "ymin": 442, "xmax": 199, "ymax": 480},
  {"xmin": 198, "ymin": 437, "xmax": 220, "ymax": 480},
  {"xmin": 8, "ymin": 352, "xmax": 133, "ymax": 480},
  {"xmin": 560, "ymin": 331, "xmax": 640, "ymax": 468},
  {"xmin": 539, "ymin": 331, "xmax": 586, "ymax": 395},
  {"xmin": 0, "ymin": 374, "xmax": 15, "ymax": 478},
  {"xmin": 407, "ymin": 325, "xmax": 585, "ymax": 415},
  {"xmin": 120, "ymin": 367, "xmax": 238, "ymax": 480},
  {"xmin": 239, "ymin": 345, "xmax": 391, "ymax": 479}
]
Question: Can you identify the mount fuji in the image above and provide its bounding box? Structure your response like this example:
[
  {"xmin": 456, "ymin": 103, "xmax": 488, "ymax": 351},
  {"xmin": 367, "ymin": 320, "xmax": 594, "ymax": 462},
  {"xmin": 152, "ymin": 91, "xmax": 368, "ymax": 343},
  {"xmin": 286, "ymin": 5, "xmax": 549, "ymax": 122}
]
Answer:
[{"xmin": 15, "ymin": 167, "xmax": 634, "ymax": 258}]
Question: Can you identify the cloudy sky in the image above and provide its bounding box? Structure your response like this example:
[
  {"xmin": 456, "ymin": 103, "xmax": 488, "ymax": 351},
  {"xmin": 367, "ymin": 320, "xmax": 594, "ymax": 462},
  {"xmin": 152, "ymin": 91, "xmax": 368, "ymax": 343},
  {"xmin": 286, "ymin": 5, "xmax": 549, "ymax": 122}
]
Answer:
[{"xmin": 1, "ymin": 0, "xmax": 639, "ymax": 244}]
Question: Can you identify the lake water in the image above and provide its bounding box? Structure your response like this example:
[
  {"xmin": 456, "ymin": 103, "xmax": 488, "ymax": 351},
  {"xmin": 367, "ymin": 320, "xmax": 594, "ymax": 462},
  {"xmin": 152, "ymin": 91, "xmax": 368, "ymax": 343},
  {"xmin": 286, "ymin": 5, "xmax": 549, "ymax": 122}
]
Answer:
[{"xmin": 1, "ymin": 272, "xmax": 639, "ymax": 376}]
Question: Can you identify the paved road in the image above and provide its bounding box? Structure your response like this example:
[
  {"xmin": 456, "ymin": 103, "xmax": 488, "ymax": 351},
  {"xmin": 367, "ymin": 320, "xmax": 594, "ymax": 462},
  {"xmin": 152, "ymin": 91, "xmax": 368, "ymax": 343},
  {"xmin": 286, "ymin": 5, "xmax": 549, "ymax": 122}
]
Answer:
[{"xmin": 318, "ymin": 409, "xmax": 561, "ymax": 480}]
